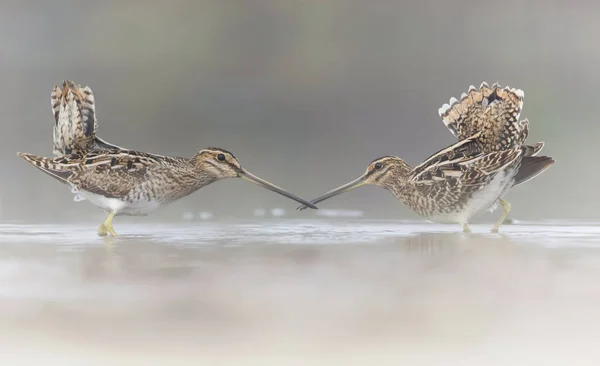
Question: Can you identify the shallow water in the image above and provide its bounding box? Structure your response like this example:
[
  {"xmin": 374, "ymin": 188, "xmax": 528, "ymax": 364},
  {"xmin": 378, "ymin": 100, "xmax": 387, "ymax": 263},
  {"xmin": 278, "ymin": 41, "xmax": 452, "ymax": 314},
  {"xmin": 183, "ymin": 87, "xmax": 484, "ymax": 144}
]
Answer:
[{"xmin": 1, "ymin": 219, "xmax": 600, "ymax": 365}]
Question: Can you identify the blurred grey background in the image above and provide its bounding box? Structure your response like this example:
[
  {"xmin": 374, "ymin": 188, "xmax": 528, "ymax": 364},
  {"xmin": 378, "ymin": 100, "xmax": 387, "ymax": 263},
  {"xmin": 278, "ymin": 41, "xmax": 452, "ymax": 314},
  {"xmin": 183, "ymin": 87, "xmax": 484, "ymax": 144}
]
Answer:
[{"xmin": 1, "ymin": 0, "xmax": 593, "ymax": 223}]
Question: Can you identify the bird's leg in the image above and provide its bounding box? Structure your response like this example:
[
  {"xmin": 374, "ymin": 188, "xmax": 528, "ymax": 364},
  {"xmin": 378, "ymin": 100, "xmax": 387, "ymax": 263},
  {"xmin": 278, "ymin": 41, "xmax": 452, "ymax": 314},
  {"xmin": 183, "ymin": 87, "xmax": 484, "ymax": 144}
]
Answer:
[
  {"xmin": 97, "ymin": 223, "xmax": 107, "ymax": 237},
  {"xmin": 462, "ymin": 224, "xmax": 471, "ymax": 233},
  {"xmin": 491, "ymin": 199, "xmax": 511, "ymax": 233},
  {"xmin": 104, "ymin": 212, "xmax": 118, "ymax": 236},
  {"xmin": 97, "ymin": 212, "xmax": 118, "ymax": 237}
]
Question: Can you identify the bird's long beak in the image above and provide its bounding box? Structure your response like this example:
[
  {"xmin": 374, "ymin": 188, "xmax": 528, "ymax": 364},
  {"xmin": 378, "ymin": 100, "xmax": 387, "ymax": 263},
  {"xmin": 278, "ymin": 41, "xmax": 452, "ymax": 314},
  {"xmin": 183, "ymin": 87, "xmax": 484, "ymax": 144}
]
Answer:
[
  {"xmin": 239, "ymin": 168, "xmax": 318, "ymax": 209},
  {"xmin": 296, "ymin": 174, "xmax": 367, "ymax": 211}
]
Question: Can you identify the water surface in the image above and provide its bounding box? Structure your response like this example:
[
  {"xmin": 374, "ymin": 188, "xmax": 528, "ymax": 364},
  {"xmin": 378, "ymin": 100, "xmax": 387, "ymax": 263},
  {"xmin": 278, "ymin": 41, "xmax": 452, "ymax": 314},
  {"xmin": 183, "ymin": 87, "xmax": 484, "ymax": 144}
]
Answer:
[{"xmin": 1, "ymin": 220, "xmax": 599, "ymax": 365}]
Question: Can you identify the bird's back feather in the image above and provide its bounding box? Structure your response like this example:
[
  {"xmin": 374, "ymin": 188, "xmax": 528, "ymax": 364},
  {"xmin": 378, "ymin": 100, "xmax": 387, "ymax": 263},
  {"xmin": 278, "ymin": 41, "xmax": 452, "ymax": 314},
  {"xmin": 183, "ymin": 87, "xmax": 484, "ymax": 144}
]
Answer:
[{"xmin": 18, "ymin": 150, "xmax": 184, "ymax": 199}]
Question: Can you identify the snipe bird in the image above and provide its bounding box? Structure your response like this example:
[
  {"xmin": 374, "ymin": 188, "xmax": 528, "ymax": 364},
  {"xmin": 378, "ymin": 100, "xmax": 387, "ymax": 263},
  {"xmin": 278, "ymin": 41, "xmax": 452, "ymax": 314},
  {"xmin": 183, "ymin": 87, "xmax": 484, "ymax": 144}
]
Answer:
[
  {"xmin": 19, "ymin": 148, "xmax": 318, "ymax": 236},
  {"xmin": 52, "ymin": 80, "xmax": 124, "ymax": 157},
  {"xmin": 298, "ymin": 82, "xmax": 554, "ymax": 232}
]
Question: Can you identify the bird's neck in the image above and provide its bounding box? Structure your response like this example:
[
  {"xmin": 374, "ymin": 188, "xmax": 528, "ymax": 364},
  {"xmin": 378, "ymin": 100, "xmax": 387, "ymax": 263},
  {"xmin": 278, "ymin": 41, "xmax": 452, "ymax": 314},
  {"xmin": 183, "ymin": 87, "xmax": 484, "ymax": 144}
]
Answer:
[
  {"xmin": 189, "ymin": 163, "xmax": 222, "ymax": 191},
  {"xmin": 377, "ymin": 163, "xmax": 413, "ymax": 200},
  {"xmin": 158, "ymin": 162, "xmax": 220, "ymax": 203}
]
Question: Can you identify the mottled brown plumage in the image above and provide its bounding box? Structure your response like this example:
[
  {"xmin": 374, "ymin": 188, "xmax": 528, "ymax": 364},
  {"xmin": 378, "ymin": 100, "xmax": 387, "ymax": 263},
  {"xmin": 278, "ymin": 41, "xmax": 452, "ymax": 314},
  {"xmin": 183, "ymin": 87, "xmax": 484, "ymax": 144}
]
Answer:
[
  {"xmin": 52, "ymin": 80, "xmax": 124, "ymax": 157},
  {"xmin": 299, "ymin": 82, "xmax": 554, "ymax": 232},
  {"xmin": 19, "ymin": 148, "xmax": 317, "ymax": 236}
]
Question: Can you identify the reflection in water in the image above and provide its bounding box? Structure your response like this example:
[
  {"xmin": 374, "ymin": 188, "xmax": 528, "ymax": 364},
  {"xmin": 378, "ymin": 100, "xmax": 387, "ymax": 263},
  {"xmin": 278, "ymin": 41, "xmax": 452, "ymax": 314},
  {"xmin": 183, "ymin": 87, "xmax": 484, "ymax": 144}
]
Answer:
[
  {"xmin": 1, "ymin": 220, "xmax": 600, "ymax": 364},
  {"xmin": 394, "ymin": 232, "xmax": 468, "ymax": 255}
]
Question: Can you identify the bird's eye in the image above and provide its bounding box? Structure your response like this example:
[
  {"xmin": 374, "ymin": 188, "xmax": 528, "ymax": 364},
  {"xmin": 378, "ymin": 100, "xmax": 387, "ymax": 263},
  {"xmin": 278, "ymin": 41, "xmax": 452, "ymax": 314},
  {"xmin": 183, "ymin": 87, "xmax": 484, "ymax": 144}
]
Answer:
[
  {"xmin": 374, "ymin": 162, "xmax": 383, "ymax": 170},
  {"xmin": 217, "ymin": 153, "xmax": 226, "ymax": 162}
]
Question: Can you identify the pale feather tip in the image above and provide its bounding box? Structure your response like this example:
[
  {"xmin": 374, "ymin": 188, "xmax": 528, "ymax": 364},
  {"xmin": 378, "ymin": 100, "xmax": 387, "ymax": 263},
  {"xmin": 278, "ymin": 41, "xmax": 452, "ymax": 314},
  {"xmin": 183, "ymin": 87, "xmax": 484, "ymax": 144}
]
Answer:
[
  {"xmin": 438, "ymin": 103, "xmax": 451, "ymax": 117},
  {"xmin": 514, "ymin": 88, "xmax": 524, "ymax": 98}
]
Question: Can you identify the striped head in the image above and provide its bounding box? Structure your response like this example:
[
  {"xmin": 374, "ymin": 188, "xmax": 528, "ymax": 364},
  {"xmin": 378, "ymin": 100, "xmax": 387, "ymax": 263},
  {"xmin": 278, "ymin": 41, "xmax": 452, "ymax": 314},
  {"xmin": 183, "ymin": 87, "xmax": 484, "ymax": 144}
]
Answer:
[
  {"xmin": 297, "ymin": 156, "xmax": 412, "ymax": 210},
  {"xmin": 191, "ymin": 147, "xmax": 241, "ymax": 179},
  {"xmin": 362, "ymin": 156, "xmax": 412, "ymax": 187},
  {"xmin": 191, "ymin": 147, "xmax": 318, "ymax": 209}
]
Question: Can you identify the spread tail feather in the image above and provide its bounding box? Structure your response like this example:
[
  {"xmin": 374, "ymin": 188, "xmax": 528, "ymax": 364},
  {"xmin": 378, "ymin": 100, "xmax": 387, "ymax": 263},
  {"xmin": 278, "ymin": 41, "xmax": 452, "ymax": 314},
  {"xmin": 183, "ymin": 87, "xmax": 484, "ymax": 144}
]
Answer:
[
  {"xmin": 513, "ymin": 155, "xmax": 555, "ymax": 186},
  {"xmin": 52, "ymin": 80, "xmax": 97, "ymax": 156},
  {"xmin": 438, "ymin": 82, "xmax": 528, "ymax": 150},
  {"xmin": 52, "ymin": 80, "xmax": 126, "ymax": 156}
]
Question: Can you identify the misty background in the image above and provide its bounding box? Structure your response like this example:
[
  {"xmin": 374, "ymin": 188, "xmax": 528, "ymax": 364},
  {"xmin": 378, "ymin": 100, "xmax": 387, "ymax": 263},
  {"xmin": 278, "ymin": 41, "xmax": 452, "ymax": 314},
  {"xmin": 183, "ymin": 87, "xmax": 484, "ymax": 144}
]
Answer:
[{"xmin": 1, "ymin": 0, "xmax": 593, "ymax": 223}]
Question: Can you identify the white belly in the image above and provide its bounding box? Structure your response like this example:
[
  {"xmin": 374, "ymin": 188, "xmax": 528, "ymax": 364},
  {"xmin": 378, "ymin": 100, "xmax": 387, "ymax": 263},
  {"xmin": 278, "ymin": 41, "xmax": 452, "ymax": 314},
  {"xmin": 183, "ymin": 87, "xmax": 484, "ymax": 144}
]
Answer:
[
  {"xmin": 429, "ymin": 169, "xmax": 514, "ymax": 225},
  {"xmin": 76, "ymin": 190, "xmax": 161, "ymax": 216}
]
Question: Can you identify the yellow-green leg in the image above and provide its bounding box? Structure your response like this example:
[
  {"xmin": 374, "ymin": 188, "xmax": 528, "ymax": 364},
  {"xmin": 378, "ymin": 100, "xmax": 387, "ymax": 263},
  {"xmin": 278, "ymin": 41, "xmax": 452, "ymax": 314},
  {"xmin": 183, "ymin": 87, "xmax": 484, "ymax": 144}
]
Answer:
[
  {"xmin": 491, "ymin": 199, "xmax": 511, "ymax": 233},
  {"xmin": 462, "ymin": 224, "xmax": 471, "ymax": 233},
  {"xmin": 97, "ymin": 212, "xmax": 118, "ymax": 237}
]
